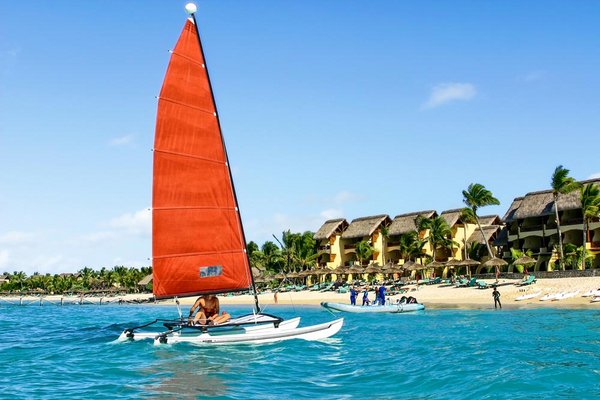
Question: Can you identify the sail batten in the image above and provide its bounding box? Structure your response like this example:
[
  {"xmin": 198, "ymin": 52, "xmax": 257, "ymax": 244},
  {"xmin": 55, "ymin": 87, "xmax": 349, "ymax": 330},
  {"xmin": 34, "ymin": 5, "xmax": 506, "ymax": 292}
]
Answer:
[{"xmin": 152, "ymin": 19, "xmax": 253, "ymax": 300}]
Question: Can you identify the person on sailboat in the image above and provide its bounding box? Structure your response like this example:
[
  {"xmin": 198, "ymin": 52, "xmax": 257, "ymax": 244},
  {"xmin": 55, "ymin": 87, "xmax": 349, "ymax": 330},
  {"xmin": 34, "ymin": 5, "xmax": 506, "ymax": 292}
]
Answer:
[
  {"xmin": 349, "ymin": 287, "xmax": 358, "ymax": 306},
  {"xmin": 189, "ymin": 294, "xmax": 230, "ymax": 325}
]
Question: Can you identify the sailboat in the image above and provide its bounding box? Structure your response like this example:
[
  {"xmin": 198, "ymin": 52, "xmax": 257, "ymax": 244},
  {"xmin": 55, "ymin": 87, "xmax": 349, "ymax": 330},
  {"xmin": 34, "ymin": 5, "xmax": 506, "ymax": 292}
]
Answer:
[{"xmin": 118, "ymin": 4, "xmax": 343, "ymax": 345}]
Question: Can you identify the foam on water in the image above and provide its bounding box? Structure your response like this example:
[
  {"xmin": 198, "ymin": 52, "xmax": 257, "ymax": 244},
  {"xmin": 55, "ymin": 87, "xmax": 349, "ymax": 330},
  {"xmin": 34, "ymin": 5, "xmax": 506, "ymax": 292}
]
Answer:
[{"xmin": 1, "ymin": 304, "xmax": 600, "ymax": 399}]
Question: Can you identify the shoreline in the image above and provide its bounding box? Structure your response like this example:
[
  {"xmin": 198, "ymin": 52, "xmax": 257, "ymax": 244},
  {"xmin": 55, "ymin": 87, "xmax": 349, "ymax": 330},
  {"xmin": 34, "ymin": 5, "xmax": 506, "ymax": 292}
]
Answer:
[{"xmin": 2, "ymin": 276, "xmax": 600, "ymax": 310}]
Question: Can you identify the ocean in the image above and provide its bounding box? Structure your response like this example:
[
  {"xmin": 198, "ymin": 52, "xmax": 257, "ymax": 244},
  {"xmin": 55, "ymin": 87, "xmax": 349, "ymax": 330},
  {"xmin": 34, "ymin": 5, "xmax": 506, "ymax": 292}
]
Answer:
[{"xmin": 1, "ymin": 303, "xmax": 599, "ymax": 399}]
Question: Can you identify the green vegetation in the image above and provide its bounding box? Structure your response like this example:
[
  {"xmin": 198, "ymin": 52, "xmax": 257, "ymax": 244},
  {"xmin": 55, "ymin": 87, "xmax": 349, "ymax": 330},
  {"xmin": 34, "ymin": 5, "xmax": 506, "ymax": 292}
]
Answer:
[
  {"xmin": 551, "ymin": 165, "xmax": 581, "ymax": 270},
  {"xmin": 0, "ymin": 266, "xmax": 152, "ymax": 294},
  {"xmin": 581, "ymin": 182, "xmax": 600, "ymax": 270}
]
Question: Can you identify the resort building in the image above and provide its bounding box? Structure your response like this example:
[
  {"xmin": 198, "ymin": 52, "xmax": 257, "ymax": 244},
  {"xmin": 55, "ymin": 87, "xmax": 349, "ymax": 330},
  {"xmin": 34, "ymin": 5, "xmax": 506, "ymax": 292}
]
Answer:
[
  {"xmin": 387, "ymin": 210, "xmax": 436, "ymax": 264},
  {"xmin": 314, "ymin": 218, "xmax": 349, "ymax": 269},
  {"xmin": 340, "ymin": 215, "xmax": 391, "ymax": 266},
  {"xmin": 502, "ymin": 178, "xmax": 600, "ymax": 271}
]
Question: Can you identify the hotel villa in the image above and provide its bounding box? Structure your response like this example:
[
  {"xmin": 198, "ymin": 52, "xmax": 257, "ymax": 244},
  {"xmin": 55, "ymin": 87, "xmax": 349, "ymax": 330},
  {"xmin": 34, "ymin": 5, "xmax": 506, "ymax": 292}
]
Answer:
[{"xmin": 314, "ymin": 179, "xmax": 600, "ymax": 279}]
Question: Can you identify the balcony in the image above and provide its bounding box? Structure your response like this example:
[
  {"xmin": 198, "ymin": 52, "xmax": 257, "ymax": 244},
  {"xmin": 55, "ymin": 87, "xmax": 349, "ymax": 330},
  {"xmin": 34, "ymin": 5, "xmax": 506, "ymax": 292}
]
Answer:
[
  {"xmin": 344, "ymin": 244, "xmax": 356, "ymax": 254},
  {"xmin": 561, "ymin": 218, "xmax": 583, "ymax": 226},
  {"xmin": 587, "ymin": 242, "xmax": 600, "ymax": 251},
  {"xmin": 520, "ymin": 224, "xmax": 544, "ymax": 233},
  {"xmin": 317, "ymin": 245, "xmax": 331, "ymax": 255}
]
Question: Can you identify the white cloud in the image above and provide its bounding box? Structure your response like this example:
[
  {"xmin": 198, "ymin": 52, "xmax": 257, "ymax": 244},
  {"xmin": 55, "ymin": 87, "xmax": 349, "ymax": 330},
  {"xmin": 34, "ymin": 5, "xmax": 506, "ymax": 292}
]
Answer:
[
  {"xmin": 422, "ymin": 82, "xmax": 476, "ymax": 109},
  {"xmin": 518, "ymin": 70, "xmax": 546, "ymax": 83},
  {"xmin": 587, "ymin": 172, "xmax": 600, "ymax": 180},
  {"xmin": 109, "ymin": 208, "xmax": 151, "ymax": 237},
  {"xmin": 0, "ymin": 250, "xmax": 10, "ymax": 270},
  {"xmin": 109, "ymin": 134, "xmax": 134, "ymax": 147},
  {"xmin": 332, "ymin": 191, "xmax": 366, "ymax": 205},
  {"xmin": 0, "ymin": 231, "xmax": 35, "ymax": 244}
]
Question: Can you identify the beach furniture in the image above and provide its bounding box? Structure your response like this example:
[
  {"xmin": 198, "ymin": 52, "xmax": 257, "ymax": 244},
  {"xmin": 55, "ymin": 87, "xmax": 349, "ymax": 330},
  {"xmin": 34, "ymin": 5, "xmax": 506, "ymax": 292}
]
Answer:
[
  {"xmin": 516, "ymin": 275, "xmax": 536, "ymax": 286},
  {"xmin": 476, "ymin": 281, "xmax": 490, "ymax": 289}
]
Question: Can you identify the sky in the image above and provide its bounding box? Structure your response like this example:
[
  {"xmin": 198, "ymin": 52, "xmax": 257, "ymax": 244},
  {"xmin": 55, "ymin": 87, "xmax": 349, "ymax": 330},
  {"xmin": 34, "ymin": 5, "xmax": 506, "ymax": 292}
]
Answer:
[{"xmin": 1, "ymin": 1, "xmax": 599, "ymax": 275}]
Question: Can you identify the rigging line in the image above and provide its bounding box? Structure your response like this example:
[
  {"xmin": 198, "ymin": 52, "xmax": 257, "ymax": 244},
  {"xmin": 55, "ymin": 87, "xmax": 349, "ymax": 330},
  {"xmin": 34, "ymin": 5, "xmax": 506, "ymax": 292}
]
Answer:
[
  {"xmin": 153, "ymin": 148, "xmax": 226, "ymax": 165},
  {"xmin": 157, "ymin": 96, "xmax": 216, "ymax": 116}
]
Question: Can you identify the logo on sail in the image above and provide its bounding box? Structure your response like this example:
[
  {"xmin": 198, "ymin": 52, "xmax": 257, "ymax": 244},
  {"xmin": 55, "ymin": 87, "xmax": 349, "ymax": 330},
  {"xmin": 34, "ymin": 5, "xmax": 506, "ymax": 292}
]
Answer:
[{"xmin": 200, "ymin": 266, "xmax": 223, "ymax": 278}]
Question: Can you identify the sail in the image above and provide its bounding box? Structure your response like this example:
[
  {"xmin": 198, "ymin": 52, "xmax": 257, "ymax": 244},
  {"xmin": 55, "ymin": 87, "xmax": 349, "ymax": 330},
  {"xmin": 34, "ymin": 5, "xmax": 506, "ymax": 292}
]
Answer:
[{"xmin": 152, "ymin": 19, "xmax": 252, "ymax": 299}]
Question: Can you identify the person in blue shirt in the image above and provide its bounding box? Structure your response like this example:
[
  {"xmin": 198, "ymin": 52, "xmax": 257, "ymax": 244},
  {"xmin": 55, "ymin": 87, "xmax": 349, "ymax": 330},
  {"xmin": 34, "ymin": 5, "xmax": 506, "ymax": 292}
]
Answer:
[
  {"xmin": 362, "ymin": 288, "xmax": 370, "ymax": 306},
  {"xmin": 378, "ymin": 285, "xmax": 386, "ymax": 305},
  {"xmin": 349, "ymin": 287, "xmax": 358, "ymax": 306}
]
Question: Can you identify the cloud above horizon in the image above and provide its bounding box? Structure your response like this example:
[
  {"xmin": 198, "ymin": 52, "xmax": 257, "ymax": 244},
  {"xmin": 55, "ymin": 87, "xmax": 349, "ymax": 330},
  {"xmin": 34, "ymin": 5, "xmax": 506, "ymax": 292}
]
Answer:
[
  {"xmin": 422, "ymin": 83, "xmax": 477, "ymax": 109},
  {"xmin": 587, "ymin": 172, "xmax": 600, "ymax": 180},
  {"xmin": 109, "ymin": 134, "xmax": 134, "ymax": 147}
]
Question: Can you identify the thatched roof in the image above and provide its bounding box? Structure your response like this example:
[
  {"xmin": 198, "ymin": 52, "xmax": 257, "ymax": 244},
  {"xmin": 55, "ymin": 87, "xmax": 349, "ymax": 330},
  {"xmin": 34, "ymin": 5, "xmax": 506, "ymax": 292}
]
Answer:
[
  {"xmin": 508, "ymin": 178, "xmax": 600, "ymax": 220},
  {"xmin": 341, "ymin": 215, "xmax": 391, "ymax": 239},
  {"xmin": 493, "ymin": 227, "xmax": 509, "ymax": 246},
  {"xmin": 388, "ymin": 210, "xmax": 436, "ymax": 236},
  {"xmin": 313, "ymin": 218, "xmax": 349, "ymax": 241},
  {"xmin": 467, "ymin": 225, "xmax": 500, "ymax": 245},
  {"xmin": 138, "ymin": 274, "xmax": 153, "ymax": 286},
  {"xmin": 503, "ymin": 197, "xmax": 523, "ymax": 222},
  {"xmin": 440, "ymin": 209, "xmax": 464, "ymax": 227},
  {"xmin": 513, "ymin": 190, "xmax": 580, "ymax": 220},
  {"xmin": 479, "ymin": 215, "xmax": 502, "ymax": 226}
]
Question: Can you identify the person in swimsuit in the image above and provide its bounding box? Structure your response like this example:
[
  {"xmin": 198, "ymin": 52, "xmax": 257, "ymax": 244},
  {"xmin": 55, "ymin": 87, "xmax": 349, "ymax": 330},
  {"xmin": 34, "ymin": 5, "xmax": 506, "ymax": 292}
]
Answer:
[
  {"xmin": 188, "ymin": 294, "xmax": 231, "ymax": 325},
  {"xmin": 492, "ymin": 287, "xmax": 502, "ymax": 309}
]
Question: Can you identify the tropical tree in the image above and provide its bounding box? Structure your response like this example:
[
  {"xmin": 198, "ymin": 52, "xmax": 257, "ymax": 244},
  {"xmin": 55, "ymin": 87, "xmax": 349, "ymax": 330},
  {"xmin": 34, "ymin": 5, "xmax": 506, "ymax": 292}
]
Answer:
[
  {"xmin": 510, "ymin": 248, "xmax": 533, "ymax": 273},
  {"xmin": 462, "ymin": 183, "xmax": 500, "ymax": 258},
  {"xmin": 460, "ymin": 207, "xmax": 478, "ymax": 259},
  {"xmin": 355, "ymin": 240, "xmax": 374, "ymax": 266},
  {"xmin": 398, "ymin": 231, "xmax": 427, "ymax": 262},
  {"xmin": 581, "ymin": 182, "xmax": 600, "ymax": 269},
  {"xmin": 462, "ymin": 183, "xmax": 501, "ymax": 276},
  {"xmin": 416, "ymin": 215, "xmax": 457, "ymax": 262},
  {"xmin": 551, "ymin": 165, "xmax": 581, "ymax": 270}
]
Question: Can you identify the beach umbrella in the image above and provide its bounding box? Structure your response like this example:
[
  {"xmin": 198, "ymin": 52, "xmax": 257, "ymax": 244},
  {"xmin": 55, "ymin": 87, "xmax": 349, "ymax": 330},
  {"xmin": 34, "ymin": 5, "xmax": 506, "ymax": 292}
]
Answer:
[
  {"xmin": 457, "ymin": 259, "xmax": 480, "ymax": 277},
  {"xmin": 286, "ymin": 272, "xmax": 300, "ymax": 279},
  {"xmin": 445, "ymin": 259, "xmax": 462, "ymax": 269},
  {"xmin": 315, "ymin": 267, "xmax": 331, "ymax": 275},
  {"xmin": 483, "ymin": 258, "xmax": 508, "ymax": 268},
  {"xmin": 253, "ymin": 275, "xmax": 266, "ymax": 283},
  {"xmin": 364, "ymin": 265, "xmax": 380, "ymax": 274},
  {"xmin": 427, "ymin": 261, "xmax": 446, "ymax": 268},
  {"xmin": 271, "ymin": 273, "xmax": 286, "ymax": 280},
  {"xmin": 332, "ymin": 266, "xmax": 347, "ymax": 275},
  {"xmin": 403, "ymin": 260, "xmax": 424, "ymax": 271},
  {"xmin": 513, "ymin": 256, "xmax": 537, "ymax": 265}
]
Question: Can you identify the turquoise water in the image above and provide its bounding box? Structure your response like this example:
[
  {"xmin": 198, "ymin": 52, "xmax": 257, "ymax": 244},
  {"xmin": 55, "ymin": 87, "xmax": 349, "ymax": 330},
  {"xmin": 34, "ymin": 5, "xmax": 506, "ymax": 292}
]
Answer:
[{"xmin": 1, "ymin": 304, "xmax": 600, "ymax": 399}]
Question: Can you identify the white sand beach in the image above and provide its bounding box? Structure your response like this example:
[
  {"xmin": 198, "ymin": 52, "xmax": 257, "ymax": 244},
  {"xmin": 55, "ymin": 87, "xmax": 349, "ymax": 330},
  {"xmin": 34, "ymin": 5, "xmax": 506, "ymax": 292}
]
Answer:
[{"xmin": 5, "ymin": 277, "xmax": 600, "ymax": 309}]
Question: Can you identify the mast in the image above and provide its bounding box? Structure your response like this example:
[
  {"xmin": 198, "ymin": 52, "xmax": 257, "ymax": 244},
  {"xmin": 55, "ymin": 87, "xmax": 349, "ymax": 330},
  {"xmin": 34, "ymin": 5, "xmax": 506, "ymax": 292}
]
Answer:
[{"xmin": 186, "ymin": 5, "xmax": 261, "ymax": 313}]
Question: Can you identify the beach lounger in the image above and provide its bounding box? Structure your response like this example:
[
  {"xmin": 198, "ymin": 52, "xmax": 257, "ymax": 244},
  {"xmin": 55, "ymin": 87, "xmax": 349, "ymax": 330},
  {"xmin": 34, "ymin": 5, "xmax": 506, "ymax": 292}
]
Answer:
[
  {"xmin": 455, "ymin": 278, "xmax": 468, "ymax": 287},
  {"xmin": 476, "ymin": 281, "xmax": 490, "ymax": 289},
  {"xmin": 516, "ymin": 275, "xmax": 536, "ymax": 286}
]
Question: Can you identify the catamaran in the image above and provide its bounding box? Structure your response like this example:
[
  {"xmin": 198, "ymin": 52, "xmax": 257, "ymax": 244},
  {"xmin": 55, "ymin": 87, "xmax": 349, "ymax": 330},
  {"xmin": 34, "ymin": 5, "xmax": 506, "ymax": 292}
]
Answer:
[{"xmin": 118, "ymin": 4, "xmax": 343, "ymax": 345}]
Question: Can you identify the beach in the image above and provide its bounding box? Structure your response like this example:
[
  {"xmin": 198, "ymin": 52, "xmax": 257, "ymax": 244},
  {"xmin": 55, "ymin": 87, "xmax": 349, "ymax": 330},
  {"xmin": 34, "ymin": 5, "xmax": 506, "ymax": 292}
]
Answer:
[{"xmin": 6, "ymin": 276, "xmax": 600, "ymax": 309}]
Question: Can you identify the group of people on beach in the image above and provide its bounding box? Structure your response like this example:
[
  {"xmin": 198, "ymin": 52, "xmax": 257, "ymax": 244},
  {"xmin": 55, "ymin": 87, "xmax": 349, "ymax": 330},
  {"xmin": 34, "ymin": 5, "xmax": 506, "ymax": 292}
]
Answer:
[{"xmin": 348, "ymin": 284, "xmax": 418, "ymax": 306}]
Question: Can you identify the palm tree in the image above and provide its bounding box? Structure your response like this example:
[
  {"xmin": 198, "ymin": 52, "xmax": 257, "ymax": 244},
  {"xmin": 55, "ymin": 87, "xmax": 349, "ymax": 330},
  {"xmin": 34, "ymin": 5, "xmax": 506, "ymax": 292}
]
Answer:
[
  {"xmin": 462, "ymin": 183, "xmax": 500, "ymax": 258},
  {"xmin": 581, "ymin": 182, "xmax": 600, "ymax": 270},
  {"xmin": 462, "ymin": 183, "xmax": 501, "ymax": 277},
  {"xmin": 416, "ymin": 215, "xmax": 457, "ymax": 262},
  {"xmin": 460, "ymin": 208, "xmax": 478, "ymax": 259},
  {"xmin": 355, "ymin": 240, "xmax": 374, "ymax": 266},
  {"xmin": 398, "ymin": 231, "xmax": 427, "ymax": 262},
  {"xmin": 551, "ymin": 165, "xmax": 581, "ymax": 270}
]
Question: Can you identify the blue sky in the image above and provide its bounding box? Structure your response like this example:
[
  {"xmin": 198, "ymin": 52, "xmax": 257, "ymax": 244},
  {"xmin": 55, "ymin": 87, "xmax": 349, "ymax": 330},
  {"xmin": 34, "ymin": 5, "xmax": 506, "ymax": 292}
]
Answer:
[{"xmin": 1, "ymin": 1, "xmax": 599, "ymax": 274}]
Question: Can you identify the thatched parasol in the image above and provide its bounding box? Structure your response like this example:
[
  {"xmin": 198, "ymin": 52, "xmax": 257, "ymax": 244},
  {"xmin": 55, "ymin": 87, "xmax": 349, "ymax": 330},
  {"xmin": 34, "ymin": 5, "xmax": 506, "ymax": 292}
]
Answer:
[
  {"xmin": 364, "ymin": 265, "xmax": 380, "ymax": 274},
  {"xmin": 513, "ymin": 255, "xmax": 537, "ymax": 265},
  {"xmin": 427, "ymin": 261, "xmax": 446, "ymax": 269},
  {"xmin": 315, "ymin": 267, "xmax": 332, "ymax": 275},
  {"xmin": 253, "ymin": 275, "xmax": 267, "ymax": 283},
  {"xmin": 445, "ymin": 259, "xmax": 462, "ymax": 268},
  {"xmin": 403, "ymin": 260, "xmax": 424, "ymax": 271},
  {"xmin": 458, "ymin": 259, "xmax": 480, "ymax": 267},
  {"xmin": 286, "ymin": 271, "xmax": 300, "ymax": 278},
  {"xmin": 271, "ymin": 272, "xmax": 286, "ymax": 280},
  {"xmin": 347, "ymin": 265, "xmax": 364, "ymax": 274},
  {"xmin": 297, "ymin": 270, "xmax": 312, "ymax": 277},
  {"xmin": 332, "ymin": 266, "xmax": 347, "ymax": 275},
  {"xmin": 483, "ymin": 258, "xmax": 508, "ymax": 268}
]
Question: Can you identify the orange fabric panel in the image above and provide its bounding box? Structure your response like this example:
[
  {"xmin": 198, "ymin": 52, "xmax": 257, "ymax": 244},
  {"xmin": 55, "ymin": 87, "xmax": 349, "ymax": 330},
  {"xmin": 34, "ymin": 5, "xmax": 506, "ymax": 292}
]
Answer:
[{"xmin": 152, "ymin": 19, "xmax": 252, "ymax": 298}]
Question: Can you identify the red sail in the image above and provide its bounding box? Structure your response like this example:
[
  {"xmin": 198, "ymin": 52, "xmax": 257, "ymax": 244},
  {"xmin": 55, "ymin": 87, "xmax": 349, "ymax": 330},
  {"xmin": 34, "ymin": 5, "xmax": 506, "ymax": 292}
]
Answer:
[{"xmin": 152, "ymin": 19, "xmax": 252, "ymax": 299}]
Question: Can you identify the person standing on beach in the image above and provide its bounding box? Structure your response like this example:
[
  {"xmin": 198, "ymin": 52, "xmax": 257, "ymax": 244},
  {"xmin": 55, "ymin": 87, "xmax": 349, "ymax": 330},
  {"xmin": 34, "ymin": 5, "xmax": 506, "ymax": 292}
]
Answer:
[
  {"xmin": 349, "ymin": 287, "xmax": 357, "ymax": 305},
  {"xmin": 492, "ymin": 287, "xmax": 502, "ymax": 309},
  {"xmin": 378, "ymin": 284, "xmax": 386, "ymax": 306},
  {"xmin": 362, "ymin": 288, "xmax": 370, "ymax": 306}
]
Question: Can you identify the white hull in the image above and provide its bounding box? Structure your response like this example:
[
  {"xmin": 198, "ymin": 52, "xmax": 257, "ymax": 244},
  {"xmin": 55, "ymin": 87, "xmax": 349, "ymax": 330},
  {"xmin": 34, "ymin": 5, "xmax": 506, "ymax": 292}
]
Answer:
[
  {"xmin": 540, "ymin": 293, "xmax": 560, "ymax": 301},
  {"xmin": 159, "ymin": 318, "xmax": 343, "ymax": 345},
  {"xmin": 321, "ymin": 302, "xmax": 425, "ymax": 313},
  {"xmin": 515, "ymin": 292, "xmax": 542, "ymax": 301},
  {"xmin": 118, "ymin": 316, "xmax": 343, "ymax": 345},
  {"xmin": 582, "ymin": 290, "xmax": 600, "ymax": 297},
  {"xmin": 591, "ymin": 296, "xmax": 600, "ymax": 303},
  {"xmin": 552, "ymin": 291, "xmax": 579, "ymax": 301}
]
